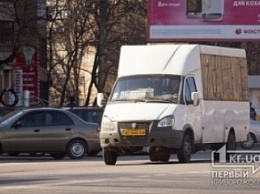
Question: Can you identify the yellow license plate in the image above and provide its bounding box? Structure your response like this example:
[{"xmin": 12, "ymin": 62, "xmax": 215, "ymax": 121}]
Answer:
[{"xmin": 122, "ymin": 129, "xmax": 146, "ymax": 136}]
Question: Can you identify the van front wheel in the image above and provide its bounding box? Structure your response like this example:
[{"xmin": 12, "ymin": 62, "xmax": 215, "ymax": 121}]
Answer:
[
  {"xmin": 149, "ymin": 147, "xmax": 159, "ymax": 162},
  {"xmin": 103, "ymin": 150, "xmax": 117, "ymax": 165},
  {"xmin": 177, "ymin": 133, "xmax": 192, "ymax": 163}
]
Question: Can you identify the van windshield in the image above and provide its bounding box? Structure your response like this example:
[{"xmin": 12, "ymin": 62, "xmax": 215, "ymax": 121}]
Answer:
[{"xmin": 110, "ymin": 75, "xmax": 182, "ymax": 103}]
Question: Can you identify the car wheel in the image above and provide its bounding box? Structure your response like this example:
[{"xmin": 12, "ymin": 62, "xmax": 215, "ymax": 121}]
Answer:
[
  {"xmin": 67, "ymin": 139, "xmax": 87, "ymax": 159},
  {"xmin": 177, "ymin": 133, "xmax": 192, "ymax": 163},
  {"xmin": 148, "ymin": 147, "xmax": 159, "ymax": 162},
  {"xmin": 50, "ymin": 153, "xmax": 66, "ymax": 160},
  {"xmin": 103, "ymin": 149, "xmax": 117, "ymax": 165},
  {"xmin": 241, "ymin": 133, "xmax": 256, "ymax": 150}
]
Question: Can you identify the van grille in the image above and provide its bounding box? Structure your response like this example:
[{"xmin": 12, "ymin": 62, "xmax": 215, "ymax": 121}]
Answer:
[{"xmin": 118, "ymin": 122, "xmax": 151, "ymax": 144}]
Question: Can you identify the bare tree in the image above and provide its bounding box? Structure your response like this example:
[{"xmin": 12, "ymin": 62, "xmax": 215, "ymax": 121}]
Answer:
[
  {"xmin": 48, "ymin": 0, "xmax": 260, "ymax": 108},
  {"xmin": 47, "ymin": 0, "xmax": 147, "ymax": 106},
  {"xmin": 47, "ymin": 0, "xmax": 97, "ymax": 106},
  {"xmin": 85, "ymin": 0, "xmax": 147, "ymax": 105}
]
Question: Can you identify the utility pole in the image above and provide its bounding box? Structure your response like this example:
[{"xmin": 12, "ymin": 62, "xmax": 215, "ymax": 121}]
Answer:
[{"xmin": 97, "ymin": 0, "xmax": 107, "ymax": 92}]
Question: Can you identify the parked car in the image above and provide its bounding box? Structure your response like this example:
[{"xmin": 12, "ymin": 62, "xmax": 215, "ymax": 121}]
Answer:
[
  {"xmin": 240, "ymin": 119, "xmax": 260, "ymax": 149},
  {"xmin": 63, "ymin": 106, "xmax": 104, "ymax": 125},
  {"xmin": 0, "ymin": 108, "xmax": 101, "ymax": 159}
]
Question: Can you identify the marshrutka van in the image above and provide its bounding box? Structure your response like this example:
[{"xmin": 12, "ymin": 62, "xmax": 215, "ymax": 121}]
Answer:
[{"xmin": 97, "ymin": 44, "xmax": 250, "ymax": 165}]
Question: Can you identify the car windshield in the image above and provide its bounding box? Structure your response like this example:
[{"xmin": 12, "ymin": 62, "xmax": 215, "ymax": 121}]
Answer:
[
  {"xmin": 110, "ymin": 74, "xmax": 182, "ymax": 103},
  {"xmin": 0, "ymin": 110, "xmax": 23, "ymax": 123}
]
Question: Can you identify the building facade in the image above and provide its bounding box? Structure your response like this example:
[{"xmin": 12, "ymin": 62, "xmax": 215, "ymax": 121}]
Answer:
[{"xmin": 0, "ymin": 0, "xmax": 48, "ymax": 108}]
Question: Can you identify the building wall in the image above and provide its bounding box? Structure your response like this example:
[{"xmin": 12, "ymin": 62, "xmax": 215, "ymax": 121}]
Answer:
[{"xmin": 0, "ymin": 0, "xmax": 48, "ymax": 107}]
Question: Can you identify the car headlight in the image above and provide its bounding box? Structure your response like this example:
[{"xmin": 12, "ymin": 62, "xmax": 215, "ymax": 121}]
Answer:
[
  {"xmin": 157, "ymin": 116, "xmax": 175, "ymax": 127},
  {"xmin": 101, "ymin": 116, "xmax": 115, "ymax": 131}
]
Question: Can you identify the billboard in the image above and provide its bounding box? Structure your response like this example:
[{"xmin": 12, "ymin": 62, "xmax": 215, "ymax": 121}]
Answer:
[
  {"xmin": 147, "ymin": 0, "xmax": 260, "ymax": 41},
  {"xmin": 15, "ymin": 47, "xmax": 40, "ymax": 106}
]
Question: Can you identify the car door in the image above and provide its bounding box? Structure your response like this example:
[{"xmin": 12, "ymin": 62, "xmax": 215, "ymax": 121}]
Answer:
[
  {"xmin": 41, "ymin": 110, "xmax": 74, "ymax": 152},
  {"xmin": 2, "ymin": 111, "xmax": 44, "ymax": 153}
]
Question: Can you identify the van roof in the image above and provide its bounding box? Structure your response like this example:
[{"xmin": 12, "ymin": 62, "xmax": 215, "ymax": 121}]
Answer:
[{"xmin": 118, "ymin": 44, "xmax": 246, "ymax": 77}]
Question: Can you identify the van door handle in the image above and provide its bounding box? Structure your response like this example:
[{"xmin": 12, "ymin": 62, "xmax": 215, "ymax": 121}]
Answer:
[
  {"xmin": 65, "ymin": 128, "xmax": 71, "ymax": 131},
  {"xmin": 34, "ymin": 129, "xmax": 40, "ymax": 132}
]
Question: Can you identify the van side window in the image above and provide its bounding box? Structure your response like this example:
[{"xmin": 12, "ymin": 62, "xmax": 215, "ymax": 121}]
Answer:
[{"xmin": 184, "ymin": 77, "xmax": 197, "ymax": 104}]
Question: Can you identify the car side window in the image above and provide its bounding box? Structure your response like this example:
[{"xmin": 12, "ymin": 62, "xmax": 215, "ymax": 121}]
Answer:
[
  {"xmin": 45, "ymin": 113, "xmax": 54, "ymax": 125},
  {"xmin": 21, "ymin": 112, "xmax": 44, "ymax": 127},
  {"xmin": 90, "ymin": 111, "xmax": 102, "ymax": 124},
  {"xmin": 45, "ymin": 111, "xmax": 74, "ymax": 126},
  {"xmin": 77, "ymin": 110, "xmax": 102, "ymax": 124}
]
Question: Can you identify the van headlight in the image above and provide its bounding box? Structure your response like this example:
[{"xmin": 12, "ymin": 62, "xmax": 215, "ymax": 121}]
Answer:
[
  {"xmin": 157, "ymin": 116, "xmax": 175, "ymax": 127},
  {"xmin": 101, "ymin": 116, "xmax": 115, "ymax": 131}
]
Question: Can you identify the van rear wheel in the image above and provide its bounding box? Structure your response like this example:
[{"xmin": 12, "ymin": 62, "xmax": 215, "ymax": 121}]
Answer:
[
  {"xmin": 149, "ymin": 147, "xmax": 159, "ymax": 162},
  {"xmin": 177, "ymin": 133, "xmax": 192, "ymax": 163},
  {"xmin": 226, "ymin": 132, "xmax": 236, "ymax": 160},
  {"xmin": 103, "ymin": 150, "xmax": 117, "ymax": 165},
  {"xmin": 226, "ymin": 133, "xmax": 236, "ymax": 150}
]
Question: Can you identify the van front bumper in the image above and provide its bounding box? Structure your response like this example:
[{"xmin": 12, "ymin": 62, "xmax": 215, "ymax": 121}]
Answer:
[{"xmin": 100, "ymin": 126, "xmax": 184, "ymax": 149}]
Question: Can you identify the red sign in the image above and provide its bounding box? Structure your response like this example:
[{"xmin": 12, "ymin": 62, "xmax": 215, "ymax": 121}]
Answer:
[
  {"xmin": 15, "ymin": 48, "xmax": 39, "ymax": 106},
  {"xmin": 147, "ymin": 0, "xmax": 260, "ymax": 41}
]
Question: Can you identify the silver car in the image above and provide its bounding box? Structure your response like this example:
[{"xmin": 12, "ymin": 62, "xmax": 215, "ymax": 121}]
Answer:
[
  {"xmin": 0, "ymin": 108, "xmax": 101, "ymax": 159},
  {"xmin": 241, "ymin": 119, "xmax": 260, "ymax": 149}
]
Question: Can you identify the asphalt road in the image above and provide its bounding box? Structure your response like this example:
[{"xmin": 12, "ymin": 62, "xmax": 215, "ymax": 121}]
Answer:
[{"xmin": 0, "ymin": 149, "xmax": 260, "ymax": 194}]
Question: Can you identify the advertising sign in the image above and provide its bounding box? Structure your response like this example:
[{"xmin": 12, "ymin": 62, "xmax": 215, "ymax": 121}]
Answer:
[
  {"xmin": 148, "ymin": 0, "xmax": 260, "ymax": 41},
  {"xmin": 15, "ymin": 47, "xmax": 39, "ymax": 106}
]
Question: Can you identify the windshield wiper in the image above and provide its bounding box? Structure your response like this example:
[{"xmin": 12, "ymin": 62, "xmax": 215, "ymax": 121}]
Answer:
[
  {"xmin": 112, "ymin": 98, "xmax": 145, "ymax": 103},
  {"xmin": 112, "ymin": 98, "xmax": 176, "ymax": 103},
  {"xmin": 144, "ymin": 98, "xmax": 175, "ymax": 103},
  {"xmin": 112, "ymin": 99, "xmax": 130, "ymax": 102},
  {"xmin": 112, "ymin": 98, "xmax": 154, "ymax": 103}
]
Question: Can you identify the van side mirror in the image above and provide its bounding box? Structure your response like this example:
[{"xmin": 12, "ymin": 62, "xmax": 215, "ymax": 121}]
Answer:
[
  {"xmin": 191, "ymin": 92, "xmax": 200, "ymax": 106},
  {"xmin": 97, "ymin": 93, "xmax": 105, "ymax": 107}
]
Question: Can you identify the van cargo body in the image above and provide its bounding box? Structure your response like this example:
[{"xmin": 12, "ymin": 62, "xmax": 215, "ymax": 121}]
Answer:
[{"xmin": 98, "ymin": 44, "xmax": 250, "ymax": 165}]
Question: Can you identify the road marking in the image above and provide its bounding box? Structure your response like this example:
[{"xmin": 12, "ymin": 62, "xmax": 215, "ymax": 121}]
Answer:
[
  {"xmin": 185, "ymin": 171, "xmax": 211, "ymax": 174},
  {"xmin": 0, "ymin": 179, "xmax": 110, "ymax": 191},
  {"xmin": 0, "ymin": 170, "xmax": 213, "ymax": 191}
]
